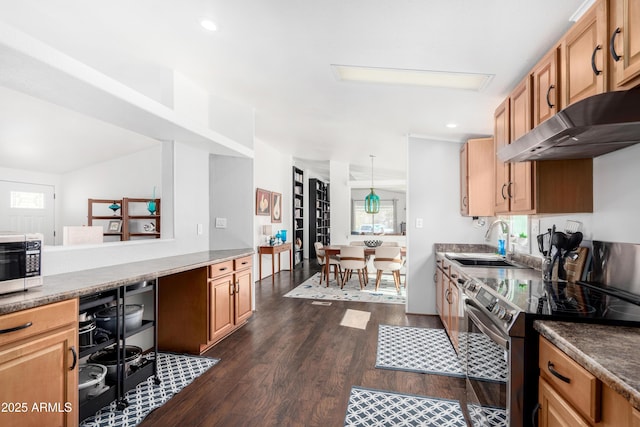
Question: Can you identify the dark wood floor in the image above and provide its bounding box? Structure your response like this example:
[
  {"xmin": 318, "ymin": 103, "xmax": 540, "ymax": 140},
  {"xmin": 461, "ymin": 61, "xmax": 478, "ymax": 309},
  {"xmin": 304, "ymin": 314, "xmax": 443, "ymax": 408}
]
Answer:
[{"xmin": 140, "ymin": 261, "xmax": 468, "ymax": 426}]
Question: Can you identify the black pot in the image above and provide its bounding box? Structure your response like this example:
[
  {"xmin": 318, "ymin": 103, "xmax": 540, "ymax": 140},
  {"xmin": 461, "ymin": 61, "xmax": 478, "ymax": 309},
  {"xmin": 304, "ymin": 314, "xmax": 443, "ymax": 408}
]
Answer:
[
  {"xmin": 79, "ymin": 319, "xmax": 96, "ymax": 349},
  {"xmin": 88, "ymin": 345, "xmax": 142, "ymax": 383}
]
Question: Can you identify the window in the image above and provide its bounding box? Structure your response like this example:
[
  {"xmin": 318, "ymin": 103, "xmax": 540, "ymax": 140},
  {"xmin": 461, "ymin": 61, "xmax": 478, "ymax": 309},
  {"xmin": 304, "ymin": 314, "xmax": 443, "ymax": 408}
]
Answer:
[
  {"xmin": 10, "ymin": 191, "xmax": 45, "ymax": 209},
  {"xmin": 508, "ymin": 215, "xmax": 529, "ymax": 251},
  {"xmin": 352, "ymin": 199, "xmax": 397, "ymax": 234}
]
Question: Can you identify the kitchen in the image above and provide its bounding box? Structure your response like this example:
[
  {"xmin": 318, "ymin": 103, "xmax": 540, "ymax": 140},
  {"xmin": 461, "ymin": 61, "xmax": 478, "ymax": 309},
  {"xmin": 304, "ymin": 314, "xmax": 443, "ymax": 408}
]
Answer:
[{"xmin": 1, "ymin": 0, "xmax": 640, "ymax": 426}]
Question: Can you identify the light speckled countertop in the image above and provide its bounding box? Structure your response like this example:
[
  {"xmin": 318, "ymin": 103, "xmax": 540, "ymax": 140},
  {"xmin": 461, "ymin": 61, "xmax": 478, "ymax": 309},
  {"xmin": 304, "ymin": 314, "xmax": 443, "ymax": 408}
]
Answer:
[
  {"xmin": 0, "ymin": 248, "xmax": 253, "ymax": 315},
  {"xmin": 535, "ymin": 320, "xmax": 640, "ymax": 411}
]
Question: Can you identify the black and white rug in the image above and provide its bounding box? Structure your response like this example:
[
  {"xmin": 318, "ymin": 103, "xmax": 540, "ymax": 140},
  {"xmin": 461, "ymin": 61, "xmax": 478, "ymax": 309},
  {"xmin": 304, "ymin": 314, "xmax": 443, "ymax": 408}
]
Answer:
[
  {"xmin": 375, "ymin": 325, "xmax": 465, "ymax": 378},
  {"xmin": 468, "ymin": 404, "xmax": 508, "ymax": 427},
  {"xmin": 376, "ymin": 326, "xmax": 507, "ymax": 382},
  {"xmin": 80, "ymin": 352, "xmax": 219, "ymax": 427},
  {"xmin": 344, "ymin": 386, "xmax": 467, "ymax": 427}
]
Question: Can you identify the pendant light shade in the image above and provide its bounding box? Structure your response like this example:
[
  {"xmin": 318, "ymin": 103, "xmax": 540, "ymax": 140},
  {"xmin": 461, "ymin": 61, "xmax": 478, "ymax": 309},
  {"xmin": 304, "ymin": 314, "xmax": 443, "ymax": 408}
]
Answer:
[{"xmin": 364, "ymin": 155, "xmax": 380, "ymax": 214}]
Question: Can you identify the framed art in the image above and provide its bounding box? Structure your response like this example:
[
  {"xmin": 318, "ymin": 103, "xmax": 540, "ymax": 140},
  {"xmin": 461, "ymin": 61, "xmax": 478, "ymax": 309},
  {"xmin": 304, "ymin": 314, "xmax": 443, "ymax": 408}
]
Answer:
[
  {"xmin": 271, "ymin": 192, "xmax": 282, "ymax": 223},
  {"xmin": 108, "ymin": 219, "xmax": 122, "ymax": 233},
  {"xmin": 256, "ymin": 188, "xmax": 271, "ymax": 216}
]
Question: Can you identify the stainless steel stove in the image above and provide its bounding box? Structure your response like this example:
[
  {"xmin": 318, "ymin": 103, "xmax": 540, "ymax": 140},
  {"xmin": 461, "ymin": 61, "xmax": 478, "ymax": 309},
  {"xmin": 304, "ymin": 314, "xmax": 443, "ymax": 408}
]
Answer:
[{"xmin": 458, "ymin": 241, "xmax": 640, "ymax": 427}]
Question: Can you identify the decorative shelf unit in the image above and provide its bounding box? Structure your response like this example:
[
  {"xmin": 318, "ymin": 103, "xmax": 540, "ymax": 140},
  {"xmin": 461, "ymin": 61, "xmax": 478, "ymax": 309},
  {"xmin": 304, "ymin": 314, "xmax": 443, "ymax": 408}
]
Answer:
[
  {"xmin": 309, "ymin": 178, "xmax": 330, "ymax": 260},
  {"xmin": 88, "ymin": 199, "xmax": 124, "ymax": 240},
  {"xmin": 122, "ymin": 198, "xmax": 161, "ymax": 240},
  {"xmin": 292, "ymin": 167, "xmax": 304, "ymax": 267}
]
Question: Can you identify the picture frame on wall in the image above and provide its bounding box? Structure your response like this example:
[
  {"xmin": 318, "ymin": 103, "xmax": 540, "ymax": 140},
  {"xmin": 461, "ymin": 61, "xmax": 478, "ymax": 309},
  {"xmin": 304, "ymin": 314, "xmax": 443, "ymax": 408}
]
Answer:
[
  {"xmin": 256, "ymin": 188, "xmax": 271, "ymax": 216},
  {"xmin": 108, "ymin": 219, "xmax": 122, "ymax": 233},
  {"xmin": 271, "ymin": 192, "xmax": 282, "ymax": 223}
]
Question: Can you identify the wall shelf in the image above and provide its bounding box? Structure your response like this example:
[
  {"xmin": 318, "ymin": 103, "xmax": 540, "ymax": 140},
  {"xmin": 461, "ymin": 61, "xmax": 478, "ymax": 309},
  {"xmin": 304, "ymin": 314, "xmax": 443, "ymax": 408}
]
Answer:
[
  {"xmin": 309, "ymin": 178, "xmax": 330, "ymax": 259},
  {"xmin": 292, "ymin": 167, "xmax": 304, "ymax": 267}
]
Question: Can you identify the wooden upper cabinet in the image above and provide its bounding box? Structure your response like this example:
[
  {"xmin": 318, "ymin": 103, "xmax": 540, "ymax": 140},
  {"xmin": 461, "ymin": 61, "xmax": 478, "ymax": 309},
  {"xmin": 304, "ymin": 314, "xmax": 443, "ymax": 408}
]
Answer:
[
  {"xmin": 609, "ymin": 0, "xmax": 640, "ymax": 89},
  {"xmin": 509, "ymin": 76, "xmax": 534, "ymax": 213},
  {"xmin": 561, "ymin": 0, "xmax": 607, "ymax": 107},
  {"xmin": 460, "ymin": 144, "xmax": 469, "ymax": 216},
  {"xmin": 461, "ymin": 137, "xmax": 494, "ymax": 217},
  {"xmin": 493, "ymin": 98, "xmax": 510, "ymax": 214},
  {"xmin": 533, "ymin": 47, "xmax": 560, "ymax": 126}
]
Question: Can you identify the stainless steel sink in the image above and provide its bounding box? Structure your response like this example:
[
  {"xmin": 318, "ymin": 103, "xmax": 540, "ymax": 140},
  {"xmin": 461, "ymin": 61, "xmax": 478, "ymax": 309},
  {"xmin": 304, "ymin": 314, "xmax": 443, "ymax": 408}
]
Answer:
[{"xmin": 445, "ymin": 253, "xmax": 529, "ymax": 269}]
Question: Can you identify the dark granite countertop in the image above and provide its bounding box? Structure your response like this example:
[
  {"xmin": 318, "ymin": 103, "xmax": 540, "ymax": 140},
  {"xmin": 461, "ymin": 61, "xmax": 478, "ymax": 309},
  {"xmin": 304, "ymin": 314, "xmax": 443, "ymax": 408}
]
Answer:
[
  {"xmin": 534, "ymin": 320, "xmax": 640, "ymax": 411},
  {"xmin": 0, "ymin": 248, "xmax": 254, "ymax": 315}
]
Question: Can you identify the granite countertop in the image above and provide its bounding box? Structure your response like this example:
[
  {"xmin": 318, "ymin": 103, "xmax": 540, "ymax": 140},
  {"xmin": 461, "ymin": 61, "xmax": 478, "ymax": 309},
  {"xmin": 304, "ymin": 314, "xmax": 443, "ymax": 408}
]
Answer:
[
  {"xmin": 0, "ymin": 248, "xmax": 254, "ymax": 315},
  {"xmin": 535, "ymin": 320, "xmax": 640, "ymax": 411}
]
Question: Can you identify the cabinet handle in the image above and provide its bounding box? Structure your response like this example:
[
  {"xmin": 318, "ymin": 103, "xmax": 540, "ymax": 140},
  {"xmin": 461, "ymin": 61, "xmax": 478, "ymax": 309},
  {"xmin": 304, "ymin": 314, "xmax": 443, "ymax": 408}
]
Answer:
[
  {"xmin": 531, "ymin": 402, "xmax": 540, "ymax": 427},
  {"xmin": 591, "ymin": 45, "xmax": 602, "ymax": 76},
  {"xmin": 241, "ymin": 261, "xmax": 248, "ymax": 265},
  {"xmin": 547, "ymin": 361, "xmax": 571, "ymax": 383},
  {"xmin": 451, "ymin": 273, "xmax": 458, "ymax": 279},
  {"xmin": 545, "ymin": 84, "xmax": 555, "ymax": 109},
  {"xmin": 507, "ymin": 182, "xmax": 514, "ymax": 199},
  {"xmin": 235, "ymin": 281, "xmax": 240, "ymax": 294},
  {"xmin": 69, "ymin": 346, "xmax": 77, "ymax": 371},
  {"xmin": 0, "ymin": 321, "xmax": 33, "ymax": 335},
  {"xmin": 610, "ymin": 27, "xmax": 622, "ymax": 62},
  {"xmin": 433, "ymin": 273, "xmax": 437, "ymax": 283},
  {"xmin": 219, "ymin": 267, "xmax": 228, "ymax": 271},
  {"xmin": 462, "ymin": 196, "xmax": 468, "ymax": 207},
  {"xmin": 229, "ymin": 283, "xmax": 235, "ymax": 295},
  {"xmin": 501, "ymin": 183, "xmax": 507, "ymax": 200}
]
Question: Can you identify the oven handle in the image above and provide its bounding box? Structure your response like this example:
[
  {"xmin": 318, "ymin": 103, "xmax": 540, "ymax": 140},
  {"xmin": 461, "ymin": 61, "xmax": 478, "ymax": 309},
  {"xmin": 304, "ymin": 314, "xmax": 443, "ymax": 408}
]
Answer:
[{"xmin": 465, "ymin": 300, "xmax": 509, "ymax": 349}]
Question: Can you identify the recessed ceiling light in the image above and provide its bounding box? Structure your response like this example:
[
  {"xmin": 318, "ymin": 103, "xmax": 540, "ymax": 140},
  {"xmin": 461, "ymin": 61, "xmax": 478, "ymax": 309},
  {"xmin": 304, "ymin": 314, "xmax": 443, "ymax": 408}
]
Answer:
[
  {"xmin": 446, "ymin": 123, "xmax": 458, "ymax": 129},
  {"xmin": 331, "ymin": 64, "xmax": 493, "ymax": 91},
  {"xmin": 200, "ymin": 19, "xmax": 217, "ymax": 32}
]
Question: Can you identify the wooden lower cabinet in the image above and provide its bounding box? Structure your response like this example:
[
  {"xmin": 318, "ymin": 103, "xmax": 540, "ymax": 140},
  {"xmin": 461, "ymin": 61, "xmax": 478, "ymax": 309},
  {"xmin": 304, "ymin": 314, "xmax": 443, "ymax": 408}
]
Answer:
[
  {"xmin": 435, "ymin": 257, "xmax": 460, "ymax": 352},
  {"xmin": 538, "ymin": 336, "xmax": 639, "ymax": 427},
  {"xmin": 158, "ymin": 256, "xmax": 253, "ymax": 355},
  {"xmin": 0, "ymin": 299, "xmax": 78, "ymax": 427}
]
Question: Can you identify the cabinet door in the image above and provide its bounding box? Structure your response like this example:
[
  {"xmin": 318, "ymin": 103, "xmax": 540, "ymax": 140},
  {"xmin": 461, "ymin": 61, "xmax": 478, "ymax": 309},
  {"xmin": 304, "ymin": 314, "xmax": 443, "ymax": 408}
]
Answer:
[
  {"xmin": 0, "ymin": 327, "xmax": 78, "ymax": 427},
  {"xmin": 467, "ymin": 137, "xmax": 494, "ymax": 216},
  {"xmin": 234, "ymin": 268, "xmax": 253, "ymax": 325},
  {"xmin": 493, "ymin": 98, "xmax": 510, "ymax": 214},
  {"xmin": 448, "ymin": 281, "xmax": 459, "ymax": 352},
  {"xmin": 539, "ymin": 378, "xmax": 590, "ymax": 427},
  {"xmin": 209, "ymin": 275, "xmax": 235, "ymax": 344},
  {"xmin": 460, "ymin": 144, "xmax": 469, "ymax": 216},
  {"xmin": 509, "ymin": 77, "xmax": 534, "ymax": 213},
  {"xmin": 610, "ymin": 0, "xmax": 640, "ymax": 88},
  {"xmin": 561, "ymin": 0, "xmax": 607, "ymax": 107},
  {"xmin": 435, "ymin": 265, "xmax": 444, "ymax": 319},
  {"xmin": 533, "ymin": 47, "xmax": 560, "ymax": 126}
]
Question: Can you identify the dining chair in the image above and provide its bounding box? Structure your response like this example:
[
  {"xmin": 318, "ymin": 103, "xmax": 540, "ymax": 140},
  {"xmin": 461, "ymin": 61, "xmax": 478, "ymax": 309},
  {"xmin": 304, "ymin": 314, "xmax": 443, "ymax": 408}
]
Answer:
[
  {"xmin": 372, "ymin": 246, "xmax": 404, "ymax": 291},
  {"xmin": 339, "ymin": 246, "xmax": 368, "ymax": 290},
  {"xmin": 314, "ymin": 242, "xmax": 341, "ymax": 286}
]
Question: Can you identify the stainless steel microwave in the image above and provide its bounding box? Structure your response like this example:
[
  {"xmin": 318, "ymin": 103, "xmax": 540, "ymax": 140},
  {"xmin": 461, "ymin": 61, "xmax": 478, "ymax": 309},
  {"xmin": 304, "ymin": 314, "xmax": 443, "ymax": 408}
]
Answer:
[{"xmin": 0, "ymin": 232, "xmax": 43, "ymax": 295}]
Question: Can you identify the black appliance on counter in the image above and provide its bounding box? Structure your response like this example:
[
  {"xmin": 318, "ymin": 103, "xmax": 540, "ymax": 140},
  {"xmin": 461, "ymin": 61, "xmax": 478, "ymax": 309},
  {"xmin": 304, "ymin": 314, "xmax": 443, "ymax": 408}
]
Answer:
[{"xmin": 460, "ymin": 240, "xmax": 640, "ymax": 427}]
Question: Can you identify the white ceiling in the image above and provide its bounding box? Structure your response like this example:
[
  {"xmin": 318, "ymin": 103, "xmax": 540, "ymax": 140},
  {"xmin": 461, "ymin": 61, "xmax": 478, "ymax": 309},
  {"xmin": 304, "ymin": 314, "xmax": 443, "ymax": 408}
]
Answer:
[{"xmin": 0, "ymin": 0, "xmax": 586, "ymax": 175}]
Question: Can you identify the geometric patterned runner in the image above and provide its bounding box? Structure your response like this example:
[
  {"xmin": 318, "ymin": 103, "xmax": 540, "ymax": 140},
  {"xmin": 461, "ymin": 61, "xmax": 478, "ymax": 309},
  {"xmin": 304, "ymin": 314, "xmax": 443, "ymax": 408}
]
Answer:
[
  {"xmin": 375, "ymin": 325, "xmax": 465, "ymax": 378},
  {"xmin": 467, "ymin": 404, "xmax": 508, "ymax": 427},
  {"xmin": 376, "ymin": 325, "xmax": 507, "ymax": 382},
  {"xmin": 80, "ymin": 352, "xmax": 219, "ymax": 427},
  {"xmin": 344, "ymin": 386, "xmax": 467, "ymax": 427}
]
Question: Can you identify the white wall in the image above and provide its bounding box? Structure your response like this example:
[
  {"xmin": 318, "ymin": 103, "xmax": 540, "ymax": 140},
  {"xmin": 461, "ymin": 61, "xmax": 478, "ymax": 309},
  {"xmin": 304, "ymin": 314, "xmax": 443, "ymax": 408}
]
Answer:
[
  {"xmin": 329, "ymin": 160, "xmax": 350, "ymax": 245},
  {"xmin": 406, "ymin": 136, "xmax": 487, "ymax": 315},
  {"xmin": 253, "ymin": 138, "xmax": 293, "ymax": 280}
]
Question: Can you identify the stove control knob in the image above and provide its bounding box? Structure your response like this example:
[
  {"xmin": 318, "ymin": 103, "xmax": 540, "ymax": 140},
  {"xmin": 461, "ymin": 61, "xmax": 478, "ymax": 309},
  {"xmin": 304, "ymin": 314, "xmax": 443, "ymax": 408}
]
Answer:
[
  {"xmin": 491, "ymin": 304, "xmax": 501, "ymax": 315},
  {"xmin": 467, "ymin": 281, "xmax": 477, "ymax": 292},
  {"xmin": 502, "ymin": 310, "xmax": 514, "ymax": 322}
]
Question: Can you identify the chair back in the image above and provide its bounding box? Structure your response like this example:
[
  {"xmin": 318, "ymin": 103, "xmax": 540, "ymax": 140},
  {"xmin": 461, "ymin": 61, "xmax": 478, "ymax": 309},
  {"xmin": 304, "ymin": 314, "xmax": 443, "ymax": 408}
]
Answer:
[
  {"xmin": 339, "ymin": 246, "xmax": 366, "ymax": 269},
  {"xmin": 373, "ymin": 246, "xmax": 403, "ymax": 271},
  {"xmin": 314, "ymin": 241, "xmax": 325, "ymax": 264}
]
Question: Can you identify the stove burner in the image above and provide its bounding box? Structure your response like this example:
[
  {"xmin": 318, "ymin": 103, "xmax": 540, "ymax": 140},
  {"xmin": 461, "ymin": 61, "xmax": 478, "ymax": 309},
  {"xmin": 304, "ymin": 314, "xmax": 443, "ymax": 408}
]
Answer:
[
  {"xmin": 525, "ymin": 295, "xmax": 596, "ymax": 315},
  {"xmin": 608, "ymin": 304, "xmax": 640, "ymax": 319}
]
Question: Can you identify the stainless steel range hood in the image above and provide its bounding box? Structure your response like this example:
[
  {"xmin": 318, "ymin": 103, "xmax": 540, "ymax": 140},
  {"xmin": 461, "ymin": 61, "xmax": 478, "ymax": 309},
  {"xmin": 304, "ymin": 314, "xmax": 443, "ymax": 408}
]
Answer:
[{"xmin": 498, "ymin": 88, "xmax": 640, "ymax": 162}]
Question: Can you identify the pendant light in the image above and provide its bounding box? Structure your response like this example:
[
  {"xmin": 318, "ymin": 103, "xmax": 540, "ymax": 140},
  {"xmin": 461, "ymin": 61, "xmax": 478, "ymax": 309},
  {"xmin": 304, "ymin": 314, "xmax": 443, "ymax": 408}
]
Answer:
[{"xmin": 364, "ymin": 154, "xmax": 380, "ymax": 214}]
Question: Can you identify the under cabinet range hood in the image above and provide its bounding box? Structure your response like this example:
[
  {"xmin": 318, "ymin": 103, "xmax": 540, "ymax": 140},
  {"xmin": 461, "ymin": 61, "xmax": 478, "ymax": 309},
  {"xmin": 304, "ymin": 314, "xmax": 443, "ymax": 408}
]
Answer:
[{"xmin": 498, "ymin": 88, "xmax": 640, "ymax": 162}]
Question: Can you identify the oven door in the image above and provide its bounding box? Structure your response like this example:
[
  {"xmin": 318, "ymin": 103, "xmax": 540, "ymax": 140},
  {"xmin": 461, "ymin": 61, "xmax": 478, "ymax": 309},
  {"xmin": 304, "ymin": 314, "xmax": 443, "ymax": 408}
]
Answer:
[{"xmin": 464, "ymin": 299, "xmax": 509, "ymax": 427}]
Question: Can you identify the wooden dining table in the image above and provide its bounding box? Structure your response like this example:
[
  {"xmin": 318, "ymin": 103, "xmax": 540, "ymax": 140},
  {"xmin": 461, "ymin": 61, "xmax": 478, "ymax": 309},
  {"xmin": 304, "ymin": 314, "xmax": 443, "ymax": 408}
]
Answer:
[{"xmin": 321, "ymin": 245, "xmax": 406, "ymax": 285}]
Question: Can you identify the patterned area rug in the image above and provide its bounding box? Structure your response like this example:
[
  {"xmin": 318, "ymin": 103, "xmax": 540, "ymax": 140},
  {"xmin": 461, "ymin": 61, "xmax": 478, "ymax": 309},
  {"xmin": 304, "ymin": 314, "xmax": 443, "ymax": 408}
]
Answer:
[
  {"xmin": 468, "ymin": 404, "xmax": 508, "ymax": 427},
  {"xmin": 344, "ymin": 386, "xmax": 467, "ymax": 427},
  {"xmin": 375, "ymin": 325, "xmax": 465, "ymax": 377},
  {"xmin": 283, "ymin": 272, "xmax": 406, "ymax": 305},
  {"xmin": 80, "ymin": 352, "xmax": 219, "ymax": 427}
]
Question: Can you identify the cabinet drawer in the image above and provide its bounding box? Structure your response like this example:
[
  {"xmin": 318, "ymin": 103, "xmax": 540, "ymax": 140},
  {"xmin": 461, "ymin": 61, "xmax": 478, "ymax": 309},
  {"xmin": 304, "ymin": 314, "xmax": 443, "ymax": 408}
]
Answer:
[
  {"xmin": 234, "ymin": 256, "xmax": 252, "ymax": 271},
  {"xmin": 539, "ymin": 336, "xmax": 601, "ymax": 423},
  {"xmin": 209, "ymin": 260, "xmax": 234, "ymax": 278},
  {"xmin": 0, "ymin": 299, "xmax": 78, "ymax": 347}
]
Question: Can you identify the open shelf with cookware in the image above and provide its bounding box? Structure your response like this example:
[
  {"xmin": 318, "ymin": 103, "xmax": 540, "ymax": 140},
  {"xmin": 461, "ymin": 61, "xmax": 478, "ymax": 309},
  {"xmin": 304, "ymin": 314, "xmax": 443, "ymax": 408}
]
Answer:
[{"xmin": 78, "ymin": 279, "xmax": 160, "ymax": 422}]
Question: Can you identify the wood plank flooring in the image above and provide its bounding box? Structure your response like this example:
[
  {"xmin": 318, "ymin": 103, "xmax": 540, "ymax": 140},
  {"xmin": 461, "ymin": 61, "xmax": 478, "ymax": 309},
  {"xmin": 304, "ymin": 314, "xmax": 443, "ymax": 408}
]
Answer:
[{"xmin": 140, "ymin": 261, "xmax": 468, "ymax": 426}]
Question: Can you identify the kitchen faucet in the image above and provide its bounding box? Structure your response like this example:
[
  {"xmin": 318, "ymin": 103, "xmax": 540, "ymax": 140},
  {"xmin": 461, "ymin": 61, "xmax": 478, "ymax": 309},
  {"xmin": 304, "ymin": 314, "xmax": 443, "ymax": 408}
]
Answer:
[{"xmin": 485, "ymin": 219, "xmax": 510, "ymax": 256}]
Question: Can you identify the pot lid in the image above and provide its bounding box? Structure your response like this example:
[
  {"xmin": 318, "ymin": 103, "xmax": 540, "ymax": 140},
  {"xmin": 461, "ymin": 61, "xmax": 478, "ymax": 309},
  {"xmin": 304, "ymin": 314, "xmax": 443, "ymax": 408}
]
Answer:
[
  {"xmin": 95, "ymin": 304, "xmax": 143, "ymax": 319},
  {"xmin": 88, "ymin": 345, "xmax": 142, "ymax": 365},
  {"xmin": 79, "ymin": 364, "xmax": 107, "ymax": 389}
]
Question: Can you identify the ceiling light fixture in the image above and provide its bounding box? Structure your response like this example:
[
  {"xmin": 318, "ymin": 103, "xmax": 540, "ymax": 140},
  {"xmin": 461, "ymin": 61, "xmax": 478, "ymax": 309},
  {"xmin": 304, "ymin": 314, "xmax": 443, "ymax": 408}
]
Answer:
[
  {"xmin": 364, "ymin": 155, "xmax": 380, "ymax": 214},
  {"xmin": 200, "ymin": 19, "xmax": 218, "ymax": 32},
  {"xmin": 446, "ymin": 123, "xmax": 458, "ymax": 129},
  {"xmin": 331, "ymin": 64, "xmax": 493, "ymax": 91}
]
